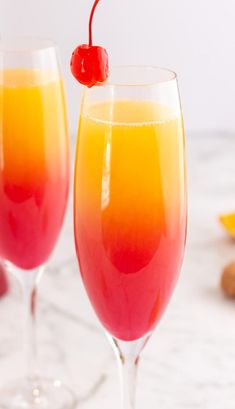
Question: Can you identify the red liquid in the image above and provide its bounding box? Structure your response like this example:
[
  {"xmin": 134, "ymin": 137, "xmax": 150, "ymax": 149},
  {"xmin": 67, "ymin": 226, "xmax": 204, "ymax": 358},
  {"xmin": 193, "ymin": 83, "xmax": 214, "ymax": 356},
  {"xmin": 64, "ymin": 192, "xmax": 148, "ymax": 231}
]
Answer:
[
  {"xmin": 0, "ymin": 176, "xmax": 69, "ymax": 270},
  {"xmin": 76, "ymin": 220, "xmax": 186, "ymax": 341}
]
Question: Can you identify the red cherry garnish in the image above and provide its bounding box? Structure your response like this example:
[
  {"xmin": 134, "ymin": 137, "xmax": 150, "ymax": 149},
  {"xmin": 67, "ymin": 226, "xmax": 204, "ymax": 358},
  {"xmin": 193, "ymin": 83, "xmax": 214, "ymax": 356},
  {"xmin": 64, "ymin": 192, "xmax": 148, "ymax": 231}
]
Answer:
[
  {"xmin": 70, "ymin": 0, "xmax": 109, "ymax": 87},
  {"xmin": 71, "ymin": 44, "xmax": 108, "ymax": 88}
]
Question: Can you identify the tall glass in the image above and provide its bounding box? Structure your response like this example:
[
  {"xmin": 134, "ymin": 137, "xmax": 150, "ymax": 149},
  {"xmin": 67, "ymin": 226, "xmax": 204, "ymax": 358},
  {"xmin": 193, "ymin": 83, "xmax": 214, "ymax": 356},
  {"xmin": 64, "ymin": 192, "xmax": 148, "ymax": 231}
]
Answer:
[
  {"xmin": 0, "ymin": 38, "xmax": 75, "ymax": 409},
  {"xmin": 74, "ymin": 66, "xmax": 187, "ymax": 408}
]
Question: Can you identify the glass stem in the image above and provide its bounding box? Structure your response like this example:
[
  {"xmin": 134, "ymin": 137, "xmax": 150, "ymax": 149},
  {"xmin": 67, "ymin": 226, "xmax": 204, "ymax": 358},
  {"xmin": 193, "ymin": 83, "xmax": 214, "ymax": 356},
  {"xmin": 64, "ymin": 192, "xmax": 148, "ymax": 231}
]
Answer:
[
  {"xmin": 119, "ymin": 352, "xmax": 138, "ymax": 409},
  {"xmin": 108, "ymin": 334, "xmax": 149, "ymax": 409},
  {"xmin": 24, "ymin": 283, "xmax": 37, "ymax": 380},
  {"xmin": 21, "ymin": 268, "xmax": 43, "ymax": 381}
]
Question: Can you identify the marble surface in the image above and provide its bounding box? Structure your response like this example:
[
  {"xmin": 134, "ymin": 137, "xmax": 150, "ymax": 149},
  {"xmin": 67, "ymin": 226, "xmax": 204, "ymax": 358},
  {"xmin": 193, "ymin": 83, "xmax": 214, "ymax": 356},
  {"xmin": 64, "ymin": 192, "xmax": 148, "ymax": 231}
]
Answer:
[{"xmin": 1, "ymin": 132, "xmax": 235, "ymax": 408}]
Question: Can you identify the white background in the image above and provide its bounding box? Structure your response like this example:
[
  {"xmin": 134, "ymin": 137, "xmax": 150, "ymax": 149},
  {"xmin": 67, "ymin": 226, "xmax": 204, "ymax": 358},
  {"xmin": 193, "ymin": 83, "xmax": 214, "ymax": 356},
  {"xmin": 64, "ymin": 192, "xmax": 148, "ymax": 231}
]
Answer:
[{"xmin": 1, "ymin": 0, "xmax": 235, "ymax": 133}]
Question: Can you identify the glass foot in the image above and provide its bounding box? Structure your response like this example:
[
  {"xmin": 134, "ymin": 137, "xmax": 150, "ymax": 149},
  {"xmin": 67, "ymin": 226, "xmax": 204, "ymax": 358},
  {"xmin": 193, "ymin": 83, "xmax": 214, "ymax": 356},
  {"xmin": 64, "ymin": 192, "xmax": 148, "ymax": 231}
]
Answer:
[{"xmin": 0, "ymin": 377, "xmax": 77, "ymax": 409}]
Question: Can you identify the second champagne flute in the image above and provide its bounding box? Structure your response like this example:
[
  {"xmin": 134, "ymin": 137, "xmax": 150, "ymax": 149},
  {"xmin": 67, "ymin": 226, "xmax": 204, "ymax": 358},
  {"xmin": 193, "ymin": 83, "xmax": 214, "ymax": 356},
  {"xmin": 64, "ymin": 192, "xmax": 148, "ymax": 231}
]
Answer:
[{"xmin": 0, "ymin": 38, "xmax": 75, "ymax": 409}]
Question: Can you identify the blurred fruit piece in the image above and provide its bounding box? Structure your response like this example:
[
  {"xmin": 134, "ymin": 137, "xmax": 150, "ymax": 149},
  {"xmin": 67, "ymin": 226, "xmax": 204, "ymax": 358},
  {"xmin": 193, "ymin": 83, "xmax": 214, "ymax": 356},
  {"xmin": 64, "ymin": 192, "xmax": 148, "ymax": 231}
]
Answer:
[
  {"xmin": 221, "ymin": 261, "xmax": 235, "ymax": 297},
  {"xmin": 219, "ymin": 212, "xmax": 235, "ymax": 238},
  {"xmin": 0, "ymin": 264, "xmax": 8, "ymax": 297}
]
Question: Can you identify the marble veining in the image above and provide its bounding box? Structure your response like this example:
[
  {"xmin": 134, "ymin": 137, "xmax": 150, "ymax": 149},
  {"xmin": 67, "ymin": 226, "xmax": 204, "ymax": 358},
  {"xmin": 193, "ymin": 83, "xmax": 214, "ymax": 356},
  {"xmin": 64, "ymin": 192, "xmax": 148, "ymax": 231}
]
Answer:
[{"xmin": 0, "ymin": 132, "xmax": 235, "ymax": 408}]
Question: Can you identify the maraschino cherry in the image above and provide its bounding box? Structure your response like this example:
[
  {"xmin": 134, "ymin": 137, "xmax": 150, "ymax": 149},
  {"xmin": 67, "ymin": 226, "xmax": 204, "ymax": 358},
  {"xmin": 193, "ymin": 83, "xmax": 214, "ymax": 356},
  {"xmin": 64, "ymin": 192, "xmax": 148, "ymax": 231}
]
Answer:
[{"xmin": 70, "ymin": 0, "xmax": 109, "ymax": 88}]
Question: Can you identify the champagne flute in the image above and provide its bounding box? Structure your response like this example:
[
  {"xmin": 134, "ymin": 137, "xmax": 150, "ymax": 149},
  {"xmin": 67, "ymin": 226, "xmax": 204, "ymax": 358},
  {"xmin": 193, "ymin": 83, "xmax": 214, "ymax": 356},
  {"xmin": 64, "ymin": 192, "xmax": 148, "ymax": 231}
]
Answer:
[
  {"xmin": 0, "ymin": 37, "xmax": 75, "ymax": 409},
  {"xmin": 74, "ymin": 66, "xmax": 187, "ymax": 408}
]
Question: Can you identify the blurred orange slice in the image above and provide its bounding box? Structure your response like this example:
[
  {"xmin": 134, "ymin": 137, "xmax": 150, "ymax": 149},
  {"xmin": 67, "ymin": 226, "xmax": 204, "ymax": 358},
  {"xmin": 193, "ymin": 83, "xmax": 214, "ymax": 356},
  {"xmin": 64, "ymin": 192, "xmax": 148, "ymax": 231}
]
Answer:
[{"xmin": 219, "ymin": 212, "xmax": 235, "ymax": 238}]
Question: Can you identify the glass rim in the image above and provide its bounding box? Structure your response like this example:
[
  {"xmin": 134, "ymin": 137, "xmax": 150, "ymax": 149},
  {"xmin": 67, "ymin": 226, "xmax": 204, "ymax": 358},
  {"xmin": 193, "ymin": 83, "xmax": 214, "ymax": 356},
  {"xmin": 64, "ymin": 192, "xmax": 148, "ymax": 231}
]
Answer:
[
  {"xmin": 0, "ymin": 36, "xmax": 57, "ymax": 53},
  {"xmin": 98, "ymin": 65, "xmax": 177, "ymax": 88}
]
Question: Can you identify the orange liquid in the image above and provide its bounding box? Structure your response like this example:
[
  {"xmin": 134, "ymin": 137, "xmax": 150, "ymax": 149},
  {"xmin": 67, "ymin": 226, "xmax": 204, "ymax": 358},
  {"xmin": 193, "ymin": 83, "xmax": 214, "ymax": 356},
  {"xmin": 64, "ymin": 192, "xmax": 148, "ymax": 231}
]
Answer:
[
  {"xmin": 0, "ymin": 69, "xmax": 69, "ymax": 269},
  {"xmin": 74, "ymin": 101, "xmax": 187, "ymax": 341}
]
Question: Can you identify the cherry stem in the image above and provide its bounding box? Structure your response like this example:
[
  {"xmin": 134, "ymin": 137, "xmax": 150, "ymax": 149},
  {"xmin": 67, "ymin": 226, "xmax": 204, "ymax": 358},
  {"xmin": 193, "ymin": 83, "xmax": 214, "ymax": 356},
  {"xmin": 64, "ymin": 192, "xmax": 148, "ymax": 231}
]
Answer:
[{"xmin": 89, "ymin": 0, "xmax": 100, "ymax": 46}]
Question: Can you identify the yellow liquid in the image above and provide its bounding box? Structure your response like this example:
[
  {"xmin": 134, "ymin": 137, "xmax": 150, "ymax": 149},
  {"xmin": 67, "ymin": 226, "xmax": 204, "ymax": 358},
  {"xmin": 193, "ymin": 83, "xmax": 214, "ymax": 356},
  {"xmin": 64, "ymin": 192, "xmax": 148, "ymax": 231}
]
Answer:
[
  {"xmin": 74, "ymin": 100, "xmax": 187, "ymax": 340},
  {"xmin": 0, "ymin": 69, "xmax": 68, "ymax": 180}
]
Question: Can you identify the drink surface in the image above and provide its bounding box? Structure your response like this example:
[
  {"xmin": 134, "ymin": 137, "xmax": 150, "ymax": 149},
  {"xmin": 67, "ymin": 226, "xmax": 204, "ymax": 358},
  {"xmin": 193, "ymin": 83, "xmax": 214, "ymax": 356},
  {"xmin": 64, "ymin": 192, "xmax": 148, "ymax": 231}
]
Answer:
[
  {"xmin": 74, "ymin": 100, "xmax": 186, "ymax": 341},
  {"xmin": 0, "ymin": 69, "xmax": 69, "ymax": 270}
]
